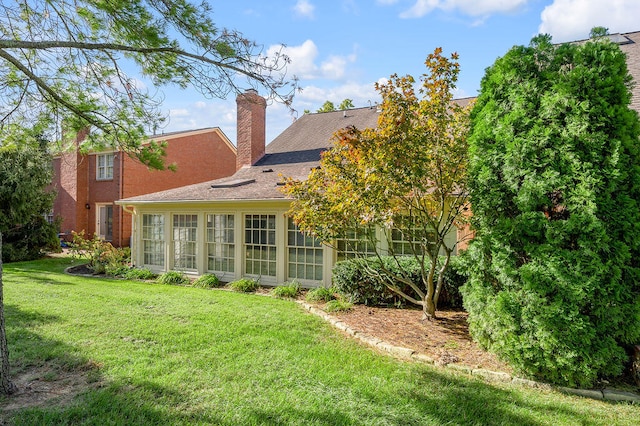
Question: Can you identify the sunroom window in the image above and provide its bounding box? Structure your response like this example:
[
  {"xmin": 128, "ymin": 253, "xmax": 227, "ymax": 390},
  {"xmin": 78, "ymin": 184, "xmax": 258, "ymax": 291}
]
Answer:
[
  {"xmin": 207, "ymin": 214, "xmax": 235, "ymax": 274},
  {"xmin": 142, "ymin": 214, "xmax": 164, "ymax": 267},
  {"xmin": 244, "ymin": 214, "xmax": 276, "ymax": 277},
  {"xmin": 287, "ymin": 218, "xmax": 323, "ymax": 281}
]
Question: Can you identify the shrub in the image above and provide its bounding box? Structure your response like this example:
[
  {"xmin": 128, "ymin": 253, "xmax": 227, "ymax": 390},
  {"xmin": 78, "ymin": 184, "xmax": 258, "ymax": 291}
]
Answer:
[
  {"xmin": 324, "ymin": 299, "xmax": 353, "ymax": 312},
  {"xmin": 124, "ymin": 268, "xmax": 157, "ymax": 281},
  {"xmin": 229, "ymin": 278, "xmax": 259, "ymax": 293},
  {"xmin": 271, "ymin": 281, "xmax": 301, "ymax": 298},
  {"xmin": 464, "ymin": 32, "xmax": 640, "ymax": 387},
  {"xmin": 332, "ymin": 256, "xmax": 466, "ymax": 308},
  {"xmin": 193, "ymin": 274, "xmax": 222, "ymax": 289},
  {"xmin": 157, "ymin": 271, "xmax": 191, "ymax": 286},
  {"xmin": 2, "ymin": 216, "xmax": 60, "ymax": 262},
  {"xmin": 306, "ymin": 286, "xmax": 337, "ymax": 303},
  {"xmin": 68, "ymin": 231, "xmax": 130, "ymax": 275}
]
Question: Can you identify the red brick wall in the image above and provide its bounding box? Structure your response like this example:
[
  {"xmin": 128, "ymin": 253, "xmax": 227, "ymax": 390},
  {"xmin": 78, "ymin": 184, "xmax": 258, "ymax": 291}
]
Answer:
[
  {"xmin": 117, "ymin": 129, "xmax": 237, "ymax": 246},
  {"xmin": 52, "ymin": 128, "xmax": 236, "ymax": 247},
  {"xmin": 51, "ymin": 151, "xmax": 90, "ymax": 240},
  {"xmin": 236, "ymin": 89, "xmax": 266, "ymax": 169}
]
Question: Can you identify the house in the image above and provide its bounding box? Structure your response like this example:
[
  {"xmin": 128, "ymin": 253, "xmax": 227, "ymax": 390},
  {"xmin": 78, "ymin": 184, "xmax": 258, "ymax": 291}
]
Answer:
[
  {"xmin": 118, "ymin": 31, "xmax": 640, "ymax": 287},
  {"xmin": 117, "ymin": 90, "xmax": 468, "ymax": 286},
  {"xmin": 51, "ymin": 127, "xmax": 237, "ymax": 247}
]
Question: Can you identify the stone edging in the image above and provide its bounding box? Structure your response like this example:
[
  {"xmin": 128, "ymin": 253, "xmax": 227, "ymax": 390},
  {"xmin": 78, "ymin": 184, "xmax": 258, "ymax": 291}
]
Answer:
[{"xmin": 297, "ymin": 301, "xmax": 640, "ymax": 403}]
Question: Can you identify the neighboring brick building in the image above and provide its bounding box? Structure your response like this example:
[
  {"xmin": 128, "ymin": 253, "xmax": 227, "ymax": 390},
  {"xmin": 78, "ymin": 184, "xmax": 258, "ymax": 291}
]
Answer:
[{"xmin": 51, "ymin": 127, "xmax": 237, "ymax": 247}]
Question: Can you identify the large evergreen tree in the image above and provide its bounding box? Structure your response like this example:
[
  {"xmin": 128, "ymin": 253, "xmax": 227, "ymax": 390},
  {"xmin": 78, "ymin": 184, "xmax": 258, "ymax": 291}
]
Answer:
[{"xmin": 462, "ymin": 31, "xmax": 640, "ymax": 387}]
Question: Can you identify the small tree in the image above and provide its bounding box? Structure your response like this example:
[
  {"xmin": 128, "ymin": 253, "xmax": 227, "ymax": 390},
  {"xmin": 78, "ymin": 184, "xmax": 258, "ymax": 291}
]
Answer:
[
  {"xmin": 463, "ymin": 30, "xmax": 640, "ymax": 387},
  {"xmin": 285, "ymin": 48, "xmax": 471, "ymax": 320},
  {"xmin": 316, "ymin": 100, "xmax": 336, "ymax": 113}
]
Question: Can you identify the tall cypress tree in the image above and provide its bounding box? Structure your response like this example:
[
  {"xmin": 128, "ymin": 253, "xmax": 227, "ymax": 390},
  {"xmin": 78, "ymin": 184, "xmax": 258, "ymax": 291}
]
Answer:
[{"xmin": 463, "ymin": 31, "xmax": 640, "ymax": 387}]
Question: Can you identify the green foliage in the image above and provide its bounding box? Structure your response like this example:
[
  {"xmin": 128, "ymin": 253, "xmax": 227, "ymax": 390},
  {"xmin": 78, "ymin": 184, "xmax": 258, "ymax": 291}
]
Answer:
[
  {"xmin": 284, "ymin": 48, "xmax": 471, "ymax": 319},
  {"xmin": 67, "ymin": 231, "xmax": 130, "ymax": 275},
  {"xmin": 0, "ymin": 0, "xmax": 295, "ymax": 169},
  {"xmin": 271, "ymin": 281, "xmax": 301, "ymax": 298},
  {"xmin": 123, "ymin": 268, "xmax": 158, "ymax": 281},
  {"xmin": 464, "ymin": 31, "xmax": 640, "ymax": 387},
  {"xmin": 229, "ymin": 278, "xmax": 259, "ymax": 293},
  {"xmin": 0, "ymin": 134, "xmax": 56, "ymax": 236},
  {"xmin": 324, "ymin": 299, "xmax": 353, "ymax": 312},
  {"xmin": 2, "ymin": 216, "xmax": 60, "ymax": 262},
  {"xmin": 157, "ymin": 271, "xmax": 191, "ymax": 286},
  {"xmin": 332, "ymin": 256, "xmax": 465, "ymax": 308},
  {"xmin": 316, "ymin": 100, "xmax": 336, "ymax": 112},
  {"xmin": 68, "ymin": 231, "xmax": 130, "ymax": 275},
  {"xmin": 338, "ymin": 99, "xmax": 354, "ymax": 110},
  {"xmin": 192, "ymin": 273, "xmax": 222, "ymax": 289},
  {"xmin": 305, "ymin": 286, "xmax": 338, "ymax": 303}
]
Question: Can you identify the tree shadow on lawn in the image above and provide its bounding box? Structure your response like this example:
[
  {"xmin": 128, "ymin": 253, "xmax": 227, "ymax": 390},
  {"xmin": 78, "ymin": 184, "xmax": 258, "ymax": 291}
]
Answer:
[{"xmin": 0, "ymin": 304, "xmax": 633, "ymax": 425}]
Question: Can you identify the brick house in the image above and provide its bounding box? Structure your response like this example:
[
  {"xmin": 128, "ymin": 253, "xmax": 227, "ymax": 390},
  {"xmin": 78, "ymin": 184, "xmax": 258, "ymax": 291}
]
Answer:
[
  {"xmin": 117, "ymin": 31, "xmax": 640, "ymax": 287},
  {"xmin": 51, "ymin": 127, "xmax": 237, "ymax": 247}
]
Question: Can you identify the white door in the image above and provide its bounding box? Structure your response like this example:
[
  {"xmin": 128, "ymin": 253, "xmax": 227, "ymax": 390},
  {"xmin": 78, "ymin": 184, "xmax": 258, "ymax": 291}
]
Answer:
[{"xmin": 96, "ymin": 204, "xmax": 113, "ymax": 241}]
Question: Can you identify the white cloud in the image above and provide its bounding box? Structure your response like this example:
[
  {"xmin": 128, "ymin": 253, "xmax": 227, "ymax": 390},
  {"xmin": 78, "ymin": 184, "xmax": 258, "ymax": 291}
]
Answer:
[
  {"xmin": 269, "ymin": 40, "xmax": 356, "ymax": 81},
  {"xmin": 384, "ymin": 0, "xmax": 529, "ymax": 19},
  {"xmin": 293, "ymin": 0, "xmax": 315, "ymax": 19},
  {"xmin": 294, "ymin": 81, "xmax": 380, "ymax": 111},
  {"xmin": 538, "ymin": 0, "xmax": 640, "ymax": 43},
  {"xmin": 166, "ymin": 102, "xmax": 237, "ymax": 141}
]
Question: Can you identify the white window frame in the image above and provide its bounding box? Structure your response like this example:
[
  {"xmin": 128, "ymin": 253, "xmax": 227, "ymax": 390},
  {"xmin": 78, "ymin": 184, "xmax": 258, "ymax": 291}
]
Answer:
[
  {"xmin": 206, "ymin": 213, "xmax": 235, "ymax": 276},
  {"xmin": 244, "ymin": 214, "xmax": 277, "ymax": 278},
  {"xmin": 142, "ymin": 214, "xmax": 165, "ymax": 268},
  {"xmin": 286, "ymin": 218, "xmax": 323, "ymax": 282},
  {"xmin": 96, "ymin": 152, "xmax": 114, "ymax": 180},
  {"xmin": 172, "ymin": 214, "xmax": 198, "ymax": 271}
]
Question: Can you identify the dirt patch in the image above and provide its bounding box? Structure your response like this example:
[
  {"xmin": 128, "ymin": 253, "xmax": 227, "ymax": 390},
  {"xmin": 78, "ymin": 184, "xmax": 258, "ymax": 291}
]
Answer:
[
  {"xmin": 0, "ymin": 362, "xmax": 103, "ymax": 415},
  {"xmin": 323, "ymin": 303, "xmax": 513, "ymax": 372}
]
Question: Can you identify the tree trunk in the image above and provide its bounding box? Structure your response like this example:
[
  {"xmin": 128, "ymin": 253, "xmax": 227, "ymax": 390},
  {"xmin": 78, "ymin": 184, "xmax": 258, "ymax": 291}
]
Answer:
[
  {"xmin": 0, "ymin": 232, "xmax": 17, "ymax": 395},
  {"xmin": 422, "ymin": 297, "xmax": 437, "ymax": 321}
]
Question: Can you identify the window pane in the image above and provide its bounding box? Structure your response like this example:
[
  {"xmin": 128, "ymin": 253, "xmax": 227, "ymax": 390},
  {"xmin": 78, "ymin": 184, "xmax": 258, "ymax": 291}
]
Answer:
[
  {"xmin": 244, "ymin": 214, "xmax": 277, "ymax": 277},
  {"xmin": 286, "ymin": 218, "xmax": 323, "ymax": 281},
  {"xmin": 207, "ymin": 214, "xmax": 235, "ymax": 274}
]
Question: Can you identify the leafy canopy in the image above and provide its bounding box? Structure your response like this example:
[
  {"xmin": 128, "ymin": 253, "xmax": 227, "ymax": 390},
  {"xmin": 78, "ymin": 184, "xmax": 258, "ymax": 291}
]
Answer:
[
  {"xmin": 284, "ymin": 48, "xmax": 471, "ymax": 319},
  {"xmin": 0, "ymin": 0, "xmax": 296, "ymax": 167}
]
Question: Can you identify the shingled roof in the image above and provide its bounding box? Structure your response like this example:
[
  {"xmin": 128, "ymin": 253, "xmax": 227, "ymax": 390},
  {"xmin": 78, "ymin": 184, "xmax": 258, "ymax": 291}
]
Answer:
[
  {"xmin": 618, "ymin": 31, "xmax": 640, "ymax": 113},
  {"xmin": 119, "ymin": 106, "xmax": 381, "ymax": 203}
]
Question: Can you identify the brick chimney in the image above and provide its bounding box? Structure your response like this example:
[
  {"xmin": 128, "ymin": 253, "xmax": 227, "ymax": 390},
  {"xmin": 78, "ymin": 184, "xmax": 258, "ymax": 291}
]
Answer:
[{"xmin": 236, "ymin": 89, "xmax": 266, "ymax": 170}]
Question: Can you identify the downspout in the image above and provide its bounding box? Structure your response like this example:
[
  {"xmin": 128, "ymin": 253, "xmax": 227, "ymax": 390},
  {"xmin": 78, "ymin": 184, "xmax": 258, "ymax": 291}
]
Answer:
[
  {"xmin": 122, "ymin": 204, "xmax": 137, "ymax": 266},
  {"xmin": 118, "ymin": 151, "xmax": 124, "ymax": 247}
]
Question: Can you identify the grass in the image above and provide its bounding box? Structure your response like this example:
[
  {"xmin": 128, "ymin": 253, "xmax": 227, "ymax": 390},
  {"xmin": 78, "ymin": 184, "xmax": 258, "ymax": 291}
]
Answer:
[{"xmin": 1, "ymin": 257, "xmax": 638, "ymax": 425}]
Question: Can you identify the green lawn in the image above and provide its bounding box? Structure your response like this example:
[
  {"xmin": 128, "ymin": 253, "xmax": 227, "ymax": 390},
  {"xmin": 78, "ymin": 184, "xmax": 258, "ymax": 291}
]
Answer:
[{"xmin": 0, "ymin": 257, "xmax": 638, "ymax": 425}]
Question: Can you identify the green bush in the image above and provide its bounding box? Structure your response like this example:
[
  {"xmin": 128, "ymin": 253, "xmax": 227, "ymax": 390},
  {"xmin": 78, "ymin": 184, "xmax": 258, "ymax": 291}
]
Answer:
[
  {"xmin": 332, "ymin": 255, "xmax": 465, "ymax": 308},
  {"xmin": 157, "ymin": 271, "xmax": 191, "ymax": 286},
  {"xmin": 324, "ymin": 299, "xmax": 353, "ymax": 312},
  {"xmin": 306, "ymin": 286, "xmax": 337, "ymax": 303},
  {"xmin": 229, "ymin": 278, "xmax": 259, "ymax": 293},
  {"xmin": 2, "ymin": 216, "xmax": 60, "ymax": 262},
  {"xmin": 124, "ymin": 268, "xmax": 157, "ymax": 281},
  {"xmin": 193, "ymin": 273, "xmax": 222, "ymax": 289},
  {"xmin": 271, "ymin": 281, "xmax": 301, "ymax": 298},
  {"xmin": 68, "ymin": 231, "xmax": 130, "ymax": 275},
  {"xmin": 463, "ymin": 32, "xmax": 640, "ymax": 387}
]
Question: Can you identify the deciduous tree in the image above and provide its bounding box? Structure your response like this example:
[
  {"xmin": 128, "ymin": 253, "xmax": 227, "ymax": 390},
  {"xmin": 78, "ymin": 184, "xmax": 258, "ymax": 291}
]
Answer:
[
  {"xmin": 285, "ymin": 48, "xmax": 471, "ymax": 320},
  {"xmin": 462, "ymin": 30, "xmax": 640, "ymax": 387}
]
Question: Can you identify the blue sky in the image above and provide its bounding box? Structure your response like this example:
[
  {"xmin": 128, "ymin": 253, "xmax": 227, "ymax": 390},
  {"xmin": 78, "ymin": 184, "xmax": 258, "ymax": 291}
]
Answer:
[{"xmin": 155, "ymin": 0, "xmax": 640, "ymax": 144}]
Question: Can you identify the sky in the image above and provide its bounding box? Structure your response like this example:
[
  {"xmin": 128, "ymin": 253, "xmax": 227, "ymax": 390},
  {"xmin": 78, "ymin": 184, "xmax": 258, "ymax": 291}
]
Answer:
[{"xmin": 154, "ymin": 0, "xmax": 640, "ymax": 145}]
